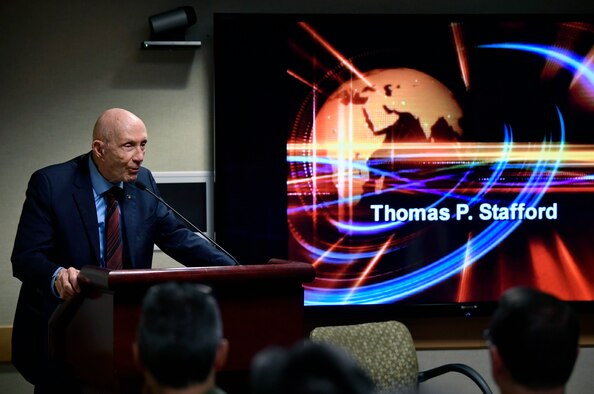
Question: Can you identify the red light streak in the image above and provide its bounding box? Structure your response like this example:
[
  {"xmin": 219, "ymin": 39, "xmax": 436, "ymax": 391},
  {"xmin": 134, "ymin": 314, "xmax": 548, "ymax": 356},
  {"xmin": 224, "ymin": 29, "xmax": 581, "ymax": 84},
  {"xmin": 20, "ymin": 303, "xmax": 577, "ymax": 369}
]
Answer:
[
  {"xmin": 298, "ymin": 21, "xmax": 373, "ymax": 88},
  {"xmin": 451, "ymin": 22, "xmax": 470, "ymax": 90},
  {"xmin": 348, "ymin": 235, "xmax": 395, "ymax": 298},
  {"xmin": 287, "ymin": 69, "xmax": 324, "ymax": 93}
]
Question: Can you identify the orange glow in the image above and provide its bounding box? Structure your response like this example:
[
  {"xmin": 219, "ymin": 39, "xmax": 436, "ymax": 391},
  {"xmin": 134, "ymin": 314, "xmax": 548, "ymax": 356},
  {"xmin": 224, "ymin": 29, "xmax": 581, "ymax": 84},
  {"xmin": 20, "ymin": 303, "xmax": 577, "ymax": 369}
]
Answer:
[
  {"xmin": 529, "ymin": 234, "xmax": 594, "ymax": 300},
  {"xmin": 553, "ymin": 233, "xmax": 594, "ymax": 299}
]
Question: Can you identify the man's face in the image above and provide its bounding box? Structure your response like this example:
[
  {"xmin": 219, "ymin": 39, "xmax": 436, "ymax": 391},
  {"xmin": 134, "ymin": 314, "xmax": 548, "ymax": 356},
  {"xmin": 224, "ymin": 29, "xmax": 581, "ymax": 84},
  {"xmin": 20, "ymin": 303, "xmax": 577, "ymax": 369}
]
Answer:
[{"xmin": 96, "ymin": 124, "xmax": 148, "ymax": 183}]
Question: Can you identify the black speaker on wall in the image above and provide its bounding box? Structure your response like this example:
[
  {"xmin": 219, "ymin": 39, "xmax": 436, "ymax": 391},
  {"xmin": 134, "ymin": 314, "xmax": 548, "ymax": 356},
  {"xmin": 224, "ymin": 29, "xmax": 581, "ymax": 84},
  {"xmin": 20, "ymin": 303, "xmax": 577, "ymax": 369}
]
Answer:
[
  {"xmin": 149, "ymin": 6, "xmax": 196, "ymax": 40},
  {"xmin": 142, "ymin": 6, "xmax": 201, "ymax": 49}
]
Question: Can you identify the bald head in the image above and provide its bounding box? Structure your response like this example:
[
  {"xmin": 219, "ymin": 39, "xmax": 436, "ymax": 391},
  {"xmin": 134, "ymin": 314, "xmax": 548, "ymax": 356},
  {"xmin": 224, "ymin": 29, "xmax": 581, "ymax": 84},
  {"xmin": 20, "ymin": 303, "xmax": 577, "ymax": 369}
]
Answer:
[
  {"xmin": 91, "ymin": 108, "xmax": 148, "ymax": 183},
  {"xmin": 93, "ymin": 108, "xmax": 145, "ymax": 142}
]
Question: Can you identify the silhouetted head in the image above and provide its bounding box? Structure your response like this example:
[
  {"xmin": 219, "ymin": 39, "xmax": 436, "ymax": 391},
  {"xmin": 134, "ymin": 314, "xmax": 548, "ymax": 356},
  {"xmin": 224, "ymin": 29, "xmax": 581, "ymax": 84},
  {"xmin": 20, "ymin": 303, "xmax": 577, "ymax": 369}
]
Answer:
[
  {"xmin": 134, "ymin": 281, "xmax": 229, "ymax": 392},
  {"xmin": 487, "ymin": 287, "xmax": 579, "ymax": 392},
  {"xmin": 251, "ymin": 340, "xmax": 375, "ymax": 394}
]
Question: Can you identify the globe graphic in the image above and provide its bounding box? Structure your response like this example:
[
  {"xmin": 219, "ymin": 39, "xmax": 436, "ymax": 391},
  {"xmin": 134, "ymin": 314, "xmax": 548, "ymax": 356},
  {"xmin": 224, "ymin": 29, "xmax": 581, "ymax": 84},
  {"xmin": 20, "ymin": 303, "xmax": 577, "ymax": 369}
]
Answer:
[{"xmin": 312, "ymin": 67, "xmax": 464, "ymax": 197}]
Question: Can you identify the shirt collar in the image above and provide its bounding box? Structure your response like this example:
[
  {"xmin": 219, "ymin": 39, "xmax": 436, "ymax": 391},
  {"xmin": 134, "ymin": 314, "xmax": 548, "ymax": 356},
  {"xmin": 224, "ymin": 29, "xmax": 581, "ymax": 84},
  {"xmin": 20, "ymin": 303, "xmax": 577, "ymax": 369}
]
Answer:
[{"xmin": 88, "ymin": 154, "xmax": 123, "ymax": 195}]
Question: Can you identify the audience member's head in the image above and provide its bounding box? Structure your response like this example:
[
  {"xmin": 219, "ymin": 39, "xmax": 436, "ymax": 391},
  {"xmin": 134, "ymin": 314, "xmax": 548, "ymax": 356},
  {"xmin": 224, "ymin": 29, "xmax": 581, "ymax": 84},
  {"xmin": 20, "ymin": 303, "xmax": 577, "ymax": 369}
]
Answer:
[
  {"xmin": 486, "ymin": 286, "xmax": 579, "ymax": 394},
  {"xmin": 250, "ymin": 339, "xmax": 375, "ymax": 394},
  {"xmin": 134, "ymin": 281, "xmax": 229, "ymax": 394}
]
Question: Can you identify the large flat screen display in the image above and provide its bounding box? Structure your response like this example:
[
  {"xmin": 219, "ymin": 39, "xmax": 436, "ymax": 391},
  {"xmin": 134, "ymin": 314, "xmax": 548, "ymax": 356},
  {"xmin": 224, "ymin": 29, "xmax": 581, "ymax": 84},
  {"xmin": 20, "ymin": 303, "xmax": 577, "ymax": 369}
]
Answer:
[{"xmin": 214, "ymin": 14, "xmax": 594, "ymax": 313}]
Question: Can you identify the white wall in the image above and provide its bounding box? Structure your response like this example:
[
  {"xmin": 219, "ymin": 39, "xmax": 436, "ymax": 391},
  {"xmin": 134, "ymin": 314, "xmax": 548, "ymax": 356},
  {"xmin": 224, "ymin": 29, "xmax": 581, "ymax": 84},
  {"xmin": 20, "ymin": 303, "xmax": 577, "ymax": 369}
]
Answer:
[{"xmin": 1, "ymin": 1, "xmax": 592, "ymax": 393}]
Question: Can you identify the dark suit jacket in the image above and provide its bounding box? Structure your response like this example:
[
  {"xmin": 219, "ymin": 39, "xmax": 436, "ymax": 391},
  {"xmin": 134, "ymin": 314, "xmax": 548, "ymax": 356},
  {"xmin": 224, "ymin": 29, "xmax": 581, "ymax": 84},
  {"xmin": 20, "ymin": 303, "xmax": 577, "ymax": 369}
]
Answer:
[{"xmin": 10, "ymin": 153, "xmax": 236, "ymax": 385}]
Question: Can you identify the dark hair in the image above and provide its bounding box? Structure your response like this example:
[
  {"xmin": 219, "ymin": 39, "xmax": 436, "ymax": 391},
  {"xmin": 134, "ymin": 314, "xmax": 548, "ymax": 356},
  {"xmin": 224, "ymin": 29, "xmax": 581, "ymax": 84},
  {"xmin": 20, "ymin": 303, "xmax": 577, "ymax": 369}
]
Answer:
[
  {"xmin": 137, "ymin": 281, "xmax": 222, "ymax": 388},
  {"xmin": 251, "ymin": 340, "xmax": 375, "ymax": 394},
  {"xmin": 488, "ymin": 286, "xmax": 579, "ymax": 390}
]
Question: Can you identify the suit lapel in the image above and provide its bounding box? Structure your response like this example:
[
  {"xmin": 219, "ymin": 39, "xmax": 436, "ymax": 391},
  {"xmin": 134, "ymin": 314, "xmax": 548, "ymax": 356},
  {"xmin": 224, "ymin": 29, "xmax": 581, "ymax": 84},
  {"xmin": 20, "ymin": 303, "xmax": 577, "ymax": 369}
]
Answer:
[
  {"xmin": 73, "ymin": 156, "xmax": 101, "ymax": 265},
  {"xmin": 122, "ymin": 183, "xmax": 138, "ymax": 268}
]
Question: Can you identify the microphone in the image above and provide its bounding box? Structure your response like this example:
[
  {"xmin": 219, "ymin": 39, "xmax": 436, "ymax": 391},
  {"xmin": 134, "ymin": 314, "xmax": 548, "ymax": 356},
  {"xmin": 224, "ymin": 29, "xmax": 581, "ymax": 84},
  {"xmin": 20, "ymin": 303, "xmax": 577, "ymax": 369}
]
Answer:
[{"xmin": 133, "ymin": 180, "xmax": 240, "ymax": 266}]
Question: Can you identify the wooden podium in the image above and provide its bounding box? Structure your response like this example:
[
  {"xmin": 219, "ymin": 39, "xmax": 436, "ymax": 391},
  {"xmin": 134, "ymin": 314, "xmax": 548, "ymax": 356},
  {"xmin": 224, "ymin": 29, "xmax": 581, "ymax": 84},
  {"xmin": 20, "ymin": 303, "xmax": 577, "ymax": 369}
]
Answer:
[{"xmin": 48, "ymin": 259, "xmax": 315, "ymax": 393}]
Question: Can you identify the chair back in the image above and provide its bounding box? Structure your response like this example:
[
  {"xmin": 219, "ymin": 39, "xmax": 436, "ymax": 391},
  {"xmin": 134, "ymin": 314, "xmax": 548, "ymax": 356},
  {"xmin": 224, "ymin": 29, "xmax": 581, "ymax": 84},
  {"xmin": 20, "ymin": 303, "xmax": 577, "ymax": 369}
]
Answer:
[{"xmin": 310, "ymin": 320, "xmax": 419, "ymax": 394}]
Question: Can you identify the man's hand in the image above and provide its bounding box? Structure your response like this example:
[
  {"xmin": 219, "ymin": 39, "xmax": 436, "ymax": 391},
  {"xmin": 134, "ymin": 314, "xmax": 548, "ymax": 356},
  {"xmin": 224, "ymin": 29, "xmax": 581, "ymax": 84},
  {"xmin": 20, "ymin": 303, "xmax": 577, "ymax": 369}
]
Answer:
[{"xmin": 55, "ymin": 267, "xmax": 81, "ymax": 300}]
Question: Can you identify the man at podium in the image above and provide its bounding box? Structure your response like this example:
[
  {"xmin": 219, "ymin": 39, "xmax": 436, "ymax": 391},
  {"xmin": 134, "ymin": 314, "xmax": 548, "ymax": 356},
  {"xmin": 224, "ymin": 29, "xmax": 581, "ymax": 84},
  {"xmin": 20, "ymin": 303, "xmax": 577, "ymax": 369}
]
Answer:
[{"xmin": 10, "ymin": 108, "xmax": 237, "ymax": 393}]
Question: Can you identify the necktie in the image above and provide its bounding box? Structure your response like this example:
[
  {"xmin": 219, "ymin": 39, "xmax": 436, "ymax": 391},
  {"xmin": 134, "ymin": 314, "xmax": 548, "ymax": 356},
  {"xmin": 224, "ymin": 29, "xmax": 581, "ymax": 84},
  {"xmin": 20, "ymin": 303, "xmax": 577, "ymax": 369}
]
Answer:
[{"xmin": 105, "ymin": 187, "xmax": 123, "ymax": 270}]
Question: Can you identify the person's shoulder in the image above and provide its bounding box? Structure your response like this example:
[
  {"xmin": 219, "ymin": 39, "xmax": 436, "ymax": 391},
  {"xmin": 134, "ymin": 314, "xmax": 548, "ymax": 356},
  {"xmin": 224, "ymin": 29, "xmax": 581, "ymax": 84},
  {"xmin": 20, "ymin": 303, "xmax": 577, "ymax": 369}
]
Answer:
[
  {"xmin": 22, "ymin": 154, "xmax": 90, "ymax": 199},
  {"xmin": 27, "ymin": 154, "xmax": 89, "ymax": 188},
  {"xmin": 33, "ymin": 153, "xmax": 89, "ymax": 177}
]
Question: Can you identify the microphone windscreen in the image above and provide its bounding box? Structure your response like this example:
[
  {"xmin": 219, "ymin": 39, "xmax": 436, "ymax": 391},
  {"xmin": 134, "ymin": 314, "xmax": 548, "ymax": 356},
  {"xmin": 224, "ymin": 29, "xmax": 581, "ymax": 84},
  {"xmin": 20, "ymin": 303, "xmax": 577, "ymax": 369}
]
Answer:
[{"xmin": 135, "ymin": 181, "xmax": 147, "ymax": 190}]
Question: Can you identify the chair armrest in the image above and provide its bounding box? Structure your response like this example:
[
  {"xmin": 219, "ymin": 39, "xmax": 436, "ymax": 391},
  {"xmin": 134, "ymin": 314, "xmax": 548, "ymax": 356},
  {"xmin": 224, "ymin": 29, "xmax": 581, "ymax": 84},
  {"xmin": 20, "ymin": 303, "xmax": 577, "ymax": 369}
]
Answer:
[{"xmin": 418, "ymin": 363, "xmax": 493, "ymax": 394}]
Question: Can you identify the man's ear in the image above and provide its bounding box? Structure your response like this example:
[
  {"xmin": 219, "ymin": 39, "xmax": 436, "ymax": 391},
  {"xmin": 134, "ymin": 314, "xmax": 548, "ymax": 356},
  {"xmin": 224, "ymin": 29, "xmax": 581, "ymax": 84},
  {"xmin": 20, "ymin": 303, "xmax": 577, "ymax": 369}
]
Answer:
[
  {"xmin": 92, "ymin": 140, "xmax": 104, "ymax": 157},
  {"xmin": 214, "ymin": 339, "xmax": 229, "ymax": 371}
]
